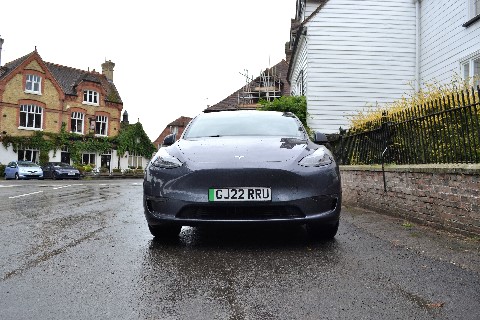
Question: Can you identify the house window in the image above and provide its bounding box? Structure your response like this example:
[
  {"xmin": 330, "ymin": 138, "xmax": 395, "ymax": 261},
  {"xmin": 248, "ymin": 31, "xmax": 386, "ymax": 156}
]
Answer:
[
  {"xmin": 128, "ymin": 152, "xmax": 143, "ymax": 168},
  {"xmin": 461, "ymin": 54, "xmax": 480, "ymax": 86},
  {"xmin": 95, "ymin": 115, "xmax": 108, "ymax": 136},
  {"xmin": 83, "ymin": 90, "xmax": 99, "ymax": 105},
  {"xmin": 19, "ymin": 104, "xmax": 43, "ymax": 129},
  {"xmin": 170, "ymin": 126, "xmax": 178, "ymax": 135},
  {"xmin": 18, "ymin": 147, "xmax": 39, "ymax": 162},
  {"xmin": 82, "ymin": 153, "xmax": 96, "ymax": 165},
  {"xmin": 71, "ymin": 112, "xmax": 84, "ymax": 134},
  {"xmin": 476, "ymin": 0, "xmax": 480, "ymax": 16},
  {"xmin": 25, "ymin": 74, "xmax": 41, "ymax": 94},
  {"xmin": 296, "ymin": 70, "xmax": 305, "ymax": 96}
]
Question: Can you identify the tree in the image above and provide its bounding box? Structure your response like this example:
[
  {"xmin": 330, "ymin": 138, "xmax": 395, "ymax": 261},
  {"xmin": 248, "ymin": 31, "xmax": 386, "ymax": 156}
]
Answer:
[{"xmin": 258, "ymin": 96, "xmax": 310, "ymax": 132}]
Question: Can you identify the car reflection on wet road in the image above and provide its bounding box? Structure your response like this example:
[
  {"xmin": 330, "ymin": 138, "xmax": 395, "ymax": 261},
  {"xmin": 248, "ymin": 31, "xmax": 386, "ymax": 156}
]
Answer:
[{"xmin": 0, "ymin": 179, "xmax": 479, "ymax": 319}]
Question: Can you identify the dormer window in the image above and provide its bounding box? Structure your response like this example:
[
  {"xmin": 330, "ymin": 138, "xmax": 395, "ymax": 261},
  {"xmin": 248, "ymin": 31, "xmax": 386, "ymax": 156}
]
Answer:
[
  {"xmin": 25, "ymin": 74, "xmax": 41, "ymax": 94},
  {"xmin": 83, "ymin": 90, "xmax": 99, "ymax": 105}
]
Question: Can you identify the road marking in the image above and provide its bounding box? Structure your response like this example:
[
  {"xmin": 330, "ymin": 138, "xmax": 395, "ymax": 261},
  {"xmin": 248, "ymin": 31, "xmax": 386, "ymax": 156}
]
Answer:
[
  {"xmin": 52, "ymin": 185, "xmax": 72, "ymax": 190},
  {"xmin": 0, "ymin": 185, "xmax": 20, "ymax": 188},
  {"xmin": 9, "ymin": 191, "xmax": 44, "ymax": 199}
]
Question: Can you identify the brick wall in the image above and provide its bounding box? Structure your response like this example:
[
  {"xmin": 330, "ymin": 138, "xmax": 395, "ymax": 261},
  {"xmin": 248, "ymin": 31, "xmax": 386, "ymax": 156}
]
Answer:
[{"xmin": 340, "ymin": 165, "xmax": 480, "ymax": 237}]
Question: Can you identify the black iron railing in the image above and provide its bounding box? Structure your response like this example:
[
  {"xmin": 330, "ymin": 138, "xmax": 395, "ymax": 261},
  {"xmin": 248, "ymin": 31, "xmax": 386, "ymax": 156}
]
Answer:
[{"xmin": 332, "ymin": 86, "xmax": 480, "ymax": 165}]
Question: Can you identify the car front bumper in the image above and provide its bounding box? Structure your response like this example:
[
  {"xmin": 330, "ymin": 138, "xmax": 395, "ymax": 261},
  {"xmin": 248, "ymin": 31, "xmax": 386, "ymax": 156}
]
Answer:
[{"xmin": 143, "ymin": 165, "xmax": 341, "ymax": 227}]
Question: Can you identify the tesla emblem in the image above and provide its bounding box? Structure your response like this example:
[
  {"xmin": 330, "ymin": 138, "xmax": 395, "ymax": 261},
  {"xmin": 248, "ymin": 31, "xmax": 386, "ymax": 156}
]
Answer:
[{"xmin": 234, "ymin": 155, "xmax": 245, "ymax": 159}]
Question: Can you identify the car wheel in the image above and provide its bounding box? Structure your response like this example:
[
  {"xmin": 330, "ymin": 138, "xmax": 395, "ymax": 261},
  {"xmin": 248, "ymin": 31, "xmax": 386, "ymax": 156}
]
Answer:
[
  {"xmin": 14, "ymin": 173, "xmax": 19, "ymax": 180},
  {"xmin": 148, "ymin": 224, "xmax": 181, "ymax": 238},
  {"xmin": 53, "ymin": 172, "xmax": 59, "ymax": 180},
  {"xmin": 306, "ymin": 221, "xmax": 339, "ymax": 240}
]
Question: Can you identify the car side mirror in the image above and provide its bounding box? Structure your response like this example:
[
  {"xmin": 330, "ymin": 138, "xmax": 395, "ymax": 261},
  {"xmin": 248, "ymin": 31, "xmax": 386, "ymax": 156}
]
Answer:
[
  {"xmin": 163, "ymin": 133, "xmax": 176, "ymax": 146},
  {"xmin": 313, "ymin": 132, "xmax": 329, "ymax": 145}
]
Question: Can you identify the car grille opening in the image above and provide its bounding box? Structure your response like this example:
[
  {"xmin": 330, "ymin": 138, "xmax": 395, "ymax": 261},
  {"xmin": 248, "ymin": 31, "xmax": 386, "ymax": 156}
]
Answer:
[{"xmin": 177, "ymin": 205, "xmax": 305, "ymax": 220}]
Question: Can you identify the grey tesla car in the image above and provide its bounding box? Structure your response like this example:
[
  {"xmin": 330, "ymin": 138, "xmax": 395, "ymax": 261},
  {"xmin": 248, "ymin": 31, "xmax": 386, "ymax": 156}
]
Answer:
[{"xmin": 143, "ymin": 110, "xmax": 341, "ymax": 239}]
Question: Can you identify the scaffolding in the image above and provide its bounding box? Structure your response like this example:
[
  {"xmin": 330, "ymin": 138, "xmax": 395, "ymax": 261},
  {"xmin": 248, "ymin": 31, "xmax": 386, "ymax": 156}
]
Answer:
[{"xmin": 238, "ymin": 66, "xmax": 283, "ymax": 107}]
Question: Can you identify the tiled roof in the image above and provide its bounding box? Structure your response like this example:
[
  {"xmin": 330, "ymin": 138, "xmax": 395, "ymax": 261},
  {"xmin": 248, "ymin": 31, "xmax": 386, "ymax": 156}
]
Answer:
[
  {"xmin": 168, "ymin": 116, "xmax": 193, "ymax": 127},
  {"xmin": 0, "ymin": 52, "xmax": 32, "ymax": 80},
  {"xmin": 206, "ymin": 60, "xmax": 290, "ymax": 112},
  {"xmin": 0, "ymin": 51, "xmax": 122, "ymax": 104},
  {"xmin": 153, "ymin": 116, "xmax": 193, "ymax": 146},
  {"xmin": 45, "ymin": 62, "xmax": 122, "ymax": 104}
]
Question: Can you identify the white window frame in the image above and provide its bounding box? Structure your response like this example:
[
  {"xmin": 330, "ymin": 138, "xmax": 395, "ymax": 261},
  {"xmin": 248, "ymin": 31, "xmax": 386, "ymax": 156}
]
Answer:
[
  {"xmin": 82, "ymin": 153, "xmax": 96, "ymax": 165},
  {"xmin": 170, "ymin": 126, "xmax": 178, "ymax": 135},
  {"xmin": 128, "ymin": 152, "xmax": 143, "ymax": 169},
  {"xmin": 25, "ymin": 74, "xmax": 42, "ymax": 94},
  {"xmin": 83, "ymin": 90, "xmax": 99, "ymax": 106},
  {"xmin": 18, "ymin": 147, "xmax": 40, "ymax": 163},
  {"xmin": 468, "ymin": 0, "xmax": 480, "ymax": 18},
  {"xmin": 461, "ymin": 52, "xmax": 480, "ymax": 86},
  {"xmin": 95, "ymin": 115, "xmax": 108, "ymax": 136},
  {"xmin": 19, "ymin": 104, "xmax": 43, "ymax": 130},
  {"xmin": 71, "ymin": 112, "xmax": 85, "ymax": 134}
]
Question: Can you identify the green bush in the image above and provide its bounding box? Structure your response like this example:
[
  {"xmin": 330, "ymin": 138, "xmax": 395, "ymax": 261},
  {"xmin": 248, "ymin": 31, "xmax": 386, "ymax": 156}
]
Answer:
[{"xmin": 0, "ymin": 164, "xmax": 5, "ymax": 177}]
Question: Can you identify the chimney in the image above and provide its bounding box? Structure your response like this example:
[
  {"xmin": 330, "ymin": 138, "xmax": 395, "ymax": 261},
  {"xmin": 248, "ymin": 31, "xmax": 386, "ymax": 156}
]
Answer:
[
  {"xmin": 122, "ymin": 110, "xmax": 129, "ymax": 125},
  {"xmin": 0, "ymin": 37, "xmax": 4, "ymax": 66},
  {"xmin": 285, "ymin": 41, "xmax": 292, "ymax": 64},
  {"xmin": 101, "ymin": 60, "xmax": 115, "ymax": 81}
]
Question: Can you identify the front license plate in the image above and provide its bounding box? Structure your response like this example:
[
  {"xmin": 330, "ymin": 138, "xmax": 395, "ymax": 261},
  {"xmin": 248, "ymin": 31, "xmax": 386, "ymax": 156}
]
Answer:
[
  {"xmin": 209, "ymin": 188, "xmax": 271, "ymax": 202},
  {"xmin": 68, "ymin": 172, "xmax": 75, "ymax": 175}
]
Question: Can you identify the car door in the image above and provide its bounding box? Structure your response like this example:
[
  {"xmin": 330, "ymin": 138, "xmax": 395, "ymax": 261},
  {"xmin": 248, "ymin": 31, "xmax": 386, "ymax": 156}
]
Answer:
[{"xmin": 5, "ymin": 162, "xmax": 16, "ymax": 179}]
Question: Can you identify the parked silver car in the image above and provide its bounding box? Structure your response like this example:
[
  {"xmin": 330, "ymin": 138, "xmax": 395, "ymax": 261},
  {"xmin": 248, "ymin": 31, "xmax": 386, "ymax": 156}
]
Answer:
[{"xmin": 4, "ymin": 161, "xmax": 43, "ymax": 180}]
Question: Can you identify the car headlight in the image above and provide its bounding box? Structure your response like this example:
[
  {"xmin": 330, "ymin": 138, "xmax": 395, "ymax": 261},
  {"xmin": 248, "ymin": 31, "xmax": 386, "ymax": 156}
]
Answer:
[
  {"xmin": 299, "ymin": 146, "xmax": 333, "ymax": 167},
  {"xmin": 150, "ymin": 148, "xmax": 183, "ymax": 169}
]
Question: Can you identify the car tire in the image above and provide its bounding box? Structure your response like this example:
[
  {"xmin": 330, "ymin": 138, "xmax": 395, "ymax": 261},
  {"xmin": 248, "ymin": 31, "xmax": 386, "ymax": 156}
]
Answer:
[
  {"xmin": 306, "ymin": 221, "xmax": 339, "ymax": 240},
  {"xmin": 53, "ymin": 172, "xmax": 59, "ymax": 180},
  {"xmin": 14, "ymin": 173, "xmax": 19, "ymax": 180},
  {"xmin": 148, "ymin": 224, "xmax": 181, "ymax": 238}
]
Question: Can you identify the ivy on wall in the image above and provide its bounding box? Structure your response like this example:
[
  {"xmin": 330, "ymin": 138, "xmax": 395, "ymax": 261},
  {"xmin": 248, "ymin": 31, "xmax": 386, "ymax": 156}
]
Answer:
[
  {"xmin": 116, "ymin": 122, "xmax": 156, "ymax": 158},
  {"xmin": 1, "ymin": 122, "xmax": 156, "ymax": 165}
]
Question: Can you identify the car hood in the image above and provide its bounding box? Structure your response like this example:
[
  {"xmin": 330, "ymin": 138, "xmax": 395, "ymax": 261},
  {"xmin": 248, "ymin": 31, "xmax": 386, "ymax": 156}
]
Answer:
[
  {"xmin": 177, "ymin": 137, "xmax": 309, "ymax": 164},
  {"xmin": 19, "ymin": 167, "xmax": 42, "ymax": 172}
]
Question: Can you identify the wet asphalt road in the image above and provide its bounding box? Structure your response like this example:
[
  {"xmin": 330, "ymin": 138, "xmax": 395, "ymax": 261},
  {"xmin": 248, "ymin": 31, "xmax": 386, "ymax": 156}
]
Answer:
[{"xmin": 0, "ymin": 179, "xmax": 479, "ymax": 320}]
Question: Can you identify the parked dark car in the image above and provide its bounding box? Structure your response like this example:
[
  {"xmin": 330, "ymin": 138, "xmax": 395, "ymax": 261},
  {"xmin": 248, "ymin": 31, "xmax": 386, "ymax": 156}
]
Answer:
[
  {"xmin": 42, "ymin": 162, "xmax": 81, "ymax": 180},
  {"xmin": 143, "ymin": 110, "xmax": 342, "ymax": 239},
  {"xmin": 4, "ymin": 161, "xmax": 43, "ymax": 180}
]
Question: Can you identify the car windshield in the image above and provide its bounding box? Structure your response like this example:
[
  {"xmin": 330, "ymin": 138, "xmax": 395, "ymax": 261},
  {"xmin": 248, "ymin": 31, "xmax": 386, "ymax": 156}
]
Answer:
[
  {"xmin": 18, "ymin": 161, "xmax": 38, "ymax": 167},
  {"xmin": 184, "ymin": 111, "xmax": 306, "ymax": 139},
  {"xmin": 53, "ymin": 163, "xmax": 69, "ymax": 168}
]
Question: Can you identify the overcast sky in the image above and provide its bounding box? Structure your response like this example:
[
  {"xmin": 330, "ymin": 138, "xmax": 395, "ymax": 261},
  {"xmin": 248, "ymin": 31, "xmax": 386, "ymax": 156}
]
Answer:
[{"xmin": 0, "ymin": 0, "xmax": 297, "ymax": 140}]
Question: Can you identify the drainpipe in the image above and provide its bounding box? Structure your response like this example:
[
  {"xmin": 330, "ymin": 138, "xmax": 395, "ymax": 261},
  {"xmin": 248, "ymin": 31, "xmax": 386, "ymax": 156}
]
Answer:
[
  {"xmin": 414, "ymin": 0, "xmax": 421, "ymax": 91},
  {"xmin": 0, "ymin": 37, "xmax": 4, "ymax": 66}
]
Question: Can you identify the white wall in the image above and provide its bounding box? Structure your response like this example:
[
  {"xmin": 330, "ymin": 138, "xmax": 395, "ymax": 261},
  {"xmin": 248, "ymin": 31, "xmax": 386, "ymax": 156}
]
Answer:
[
  {"xmin": 419, "ymin": 0, "xmax": 480, "ymax": 84},
  {"xmin": 0, "ymin": 144, "xmax": 14, "ymax": 164},
  {"xmin": 290, "ymin": 0, "xmax": 417, "ymax": 133}
]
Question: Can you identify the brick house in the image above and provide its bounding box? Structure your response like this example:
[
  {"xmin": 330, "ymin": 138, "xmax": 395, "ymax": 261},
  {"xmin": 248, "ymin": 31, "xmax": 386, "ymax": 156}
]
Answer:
[
  {"xmin": 0, "ymin": 46, "xmax": 129, "ymax": 170},
  {"xmin": 153, "ymin": 116, "xmax": 193, "ymax": 149}
]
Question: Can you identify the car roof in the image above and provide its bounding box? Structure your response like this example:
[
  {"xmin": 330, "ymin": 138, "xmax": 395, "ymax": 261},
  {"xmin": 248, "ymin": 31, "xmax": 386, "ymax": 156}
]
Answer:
[{"xmin": 195, "ymin": 110, "xmax": 296, "ymax": 120}]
